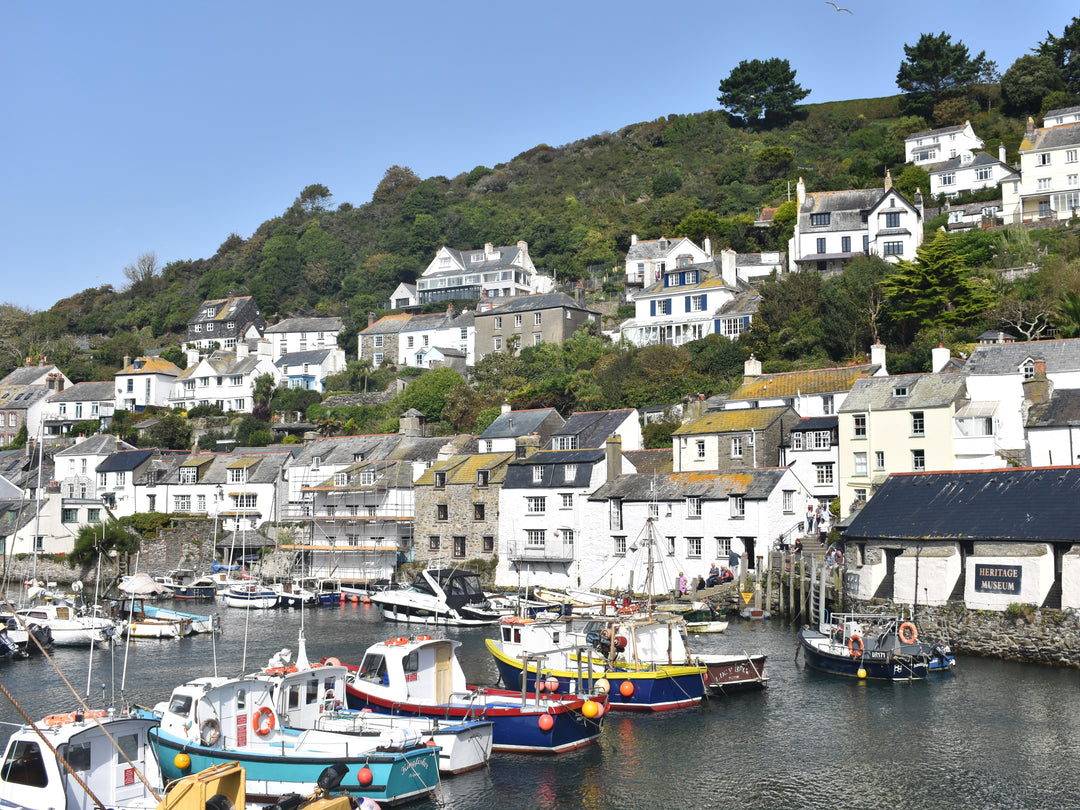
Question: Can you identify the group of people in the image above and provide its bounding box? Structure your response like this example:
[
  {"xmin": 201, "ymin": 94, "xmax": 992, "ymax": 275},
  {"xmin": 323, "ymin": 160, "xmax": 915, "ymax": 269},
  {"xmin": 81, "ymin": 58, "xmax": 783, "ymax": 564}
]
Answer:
[
  {"xmin": 806, "ymin": 501, "xmax": 832, "ymax": 543},
  {"xmin": 677, "ymin": 562, "xmax": 735, "ymax": 595}
]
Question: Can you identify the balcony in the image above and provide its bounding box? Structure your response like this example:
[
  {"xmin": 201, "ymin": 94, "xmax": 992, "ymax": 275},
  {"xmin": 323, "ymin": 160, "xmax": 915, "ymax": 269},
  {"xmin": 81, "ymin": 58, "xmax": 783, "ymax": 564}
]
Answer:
[{"xmin": 507, "ymin": 539, "xmax": 575, "ymax": 563}]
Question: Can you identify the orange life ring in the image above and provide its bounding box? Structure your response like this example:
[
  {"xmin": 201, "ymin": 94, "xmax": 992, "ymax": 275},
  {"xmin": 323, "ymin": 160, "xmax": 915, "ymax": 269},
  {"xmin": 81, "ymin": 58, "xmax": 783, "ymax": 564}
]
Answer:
[
  {"xmin": 415, "ymin": 635, "xmax": 432, "ymax": 641},
  {"xmin": 386, "ymin": 637, "xmax": 409, "ymax": 646},
  {"xmin": 44, "ymin": 713, "xmax": 74, "ymax": 727},
  {"xmin": 848, "ymin": 634, "xmax": 864, "ymax": 657},
  {"xmin": 253, "ymin": 707, "xmax": 275, "ymax": 736},
  {"xmin": 898, "ymin": 622, "xmax": 918, "ymax": 644}
]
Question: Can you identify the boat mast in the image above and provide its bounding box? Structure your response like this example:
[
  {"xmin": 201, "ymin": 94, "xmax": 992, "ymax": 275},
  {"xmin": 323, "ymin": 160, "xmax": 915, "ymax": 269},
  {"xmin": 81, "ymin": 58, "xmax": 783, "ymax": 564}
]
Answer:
[{"xmin": 29, "ymin": 422, "xmax": 44, "ymax": 588}]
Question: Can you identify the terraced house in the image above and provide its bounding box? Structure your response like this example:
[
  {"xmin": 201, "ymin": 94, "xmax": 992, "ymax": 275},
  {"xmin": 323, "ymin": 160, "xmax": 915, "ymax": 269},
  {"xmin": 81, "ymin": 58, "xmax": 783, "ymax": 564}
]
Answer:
[{"xmin": 671, "ymin": 406, "xmax": 797, "ymax": 473}]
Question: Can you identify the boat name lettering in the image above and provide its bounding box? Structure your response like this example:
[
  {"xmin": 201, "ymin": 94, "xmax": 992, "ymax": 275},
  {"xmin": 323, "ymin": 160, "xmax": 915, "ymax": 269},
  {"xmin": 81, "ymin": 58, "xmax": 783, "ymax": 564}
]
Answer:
[
  {"xmin": 406, "ymin": 673, "xmax": 418, "ymax": 682},
  {"xmin": 974, "ymin": 565, "xmax": 1022, "ymax": 594}
]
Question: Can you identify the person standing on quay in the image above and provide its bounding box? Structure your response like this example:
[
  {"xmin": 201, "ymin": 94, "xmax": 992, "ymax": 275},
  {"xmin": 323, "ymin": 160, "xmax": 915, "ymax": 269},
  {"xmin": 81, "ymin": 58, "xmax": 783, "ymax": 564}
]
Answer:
[{"xmin": 806, "ymin": 502, "xmax": 816, "ymax": 534}]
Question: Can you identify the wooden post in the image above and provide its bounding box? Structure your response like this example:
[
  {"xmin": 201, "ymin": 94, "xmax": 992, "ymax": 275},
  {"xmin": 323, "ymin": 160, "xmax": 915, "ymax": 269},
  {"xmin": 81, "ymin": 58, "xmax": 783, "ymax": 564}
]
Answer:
[
  {"xmin": 765, "ymin": 552, "xmax": 772, "ymax": 612},
  {"xmin": 818, "ymin": 558, "xmax": 828, "ymax": 626},
  {"xmin": 809, "ymin": 556, "xmax": 818, "ymax": 626}
]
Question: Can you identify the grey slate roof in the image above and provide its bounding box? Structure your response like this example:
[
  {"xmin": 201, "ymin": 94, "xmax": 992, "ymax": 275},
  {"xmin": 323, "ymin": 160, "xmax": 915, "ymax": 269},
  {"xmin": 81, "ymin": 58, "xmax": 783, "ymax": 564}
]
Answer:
[
  {"xmin": 930, "ymin": 151, "xmax": 1016, "ymax": 176},
  {"xmin": 504, "ymin": 448, "xmax": 606, "ymax": 488},
  {"xmin": 626, "ymin": 237, "xmax": 696, "ymax": 262},
  {"xmin": 1045, "ymin": 105, "xmax": 1080, "ymax": 119},
  {"xmin": 479, "ymin": 293, "xmax": 598, "ymax": 317},
  {"xmin": 480, "ymin": 408, "xmax": 563, "ymax": 440},
  {"xmin": 275, "ymin": 349, "xmax": 333, "ymax": 368},
  {"xmin": 793, "ymin": 415, "xmax": 838, "ymax": 431},
  {"xmin": 550, "ymin": 409, "xmax": 635, "ymax": 450},
  {"xmin": 427, "ymin": 243, "xmax": 526, "ymax": 277},
  {"xmin": 839, "ymin": 374, "xmax": 967, "ymax": 412},
  {"xmin": 0, "ymin": 386, "xmax": 50, "ymax": 411},
  {"xmin": 47, "ymin": 381, "xmax": 115, "ymax": 403},
  {"xmin": 1027, "ymin": 389, "xmax": 1080, "ymax": 427},
  {"xmin": 844, "ymin": 468, "xmax": 1080, "ymax": 542},
  {"xmin": 964, "ymin": 338, "xmax": 1080, "ymax": 375},
  {"xmin": 906, "ymin": 122, "xmax": 968, "ymax": 140},
  {"xmin": 55, "ymin": 435, "xmax": 137, "ymax": 457},
  {"xmin": 96, "ymin": 449, "xmax": 155, "ymax": 473},
  {"xmin": 622, "ymin": 448, "xmax": 673, "ymax": 475},
  {"xmin": 590, "ymin": 468, "xmax": 788, "ymax": 502},
  {"xmin": 0, "ymin": 365, "xmax": 64, "ymax": 387},
  {"xmin": 264, "ymin": 317, "xmax": 342, "ymax": 334},
  {"xmin": 1025, "ymin": 121, "xmax": 1080, "ymax": 152}
]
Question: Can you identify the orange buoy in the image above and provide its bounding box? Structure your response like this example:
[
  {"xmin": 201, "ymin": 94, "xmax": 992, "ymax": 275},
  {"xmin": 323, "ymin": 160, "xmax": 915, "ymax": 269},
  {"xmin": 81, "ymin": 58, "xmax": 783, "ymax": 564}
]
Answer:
[
  {"xmin": 358, "ymin": 765, "xmax": 373, "ymax": 786},
  {"xmin": 538, "ymin": 713, "xmax": 555, "ymax": 732},
  {"xmin": 619, "ymin": 680, "xmax": 635, "ymax": 698}
]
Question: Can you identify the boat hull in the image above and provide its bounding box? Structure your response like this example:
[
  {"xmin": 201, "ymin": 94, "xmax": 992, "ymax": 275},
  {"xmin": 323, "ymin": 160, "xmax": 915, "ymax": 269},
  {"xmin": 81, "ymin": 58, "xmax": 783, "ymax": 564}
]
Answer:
[
  {"xmin": 485, "ymin": 639, "xmax": 704, "ymax": 712},
  {"xmin": 222, "ymin": 588, "xmax": 279, "ymax": 609},
  {"xmin": 696, "ymin": 654, "xmax": 769, "ymax": 691},
  {"xmin": 151, "ymin": 728, "xmax": 439, "ymax": 805},
  {"xmin": 372, "ymin": 598, "xmax": 498, "ymax": 627},
  {"xmin": 798, "ymin": 629, "xmax": 956, "ymax": 680}
]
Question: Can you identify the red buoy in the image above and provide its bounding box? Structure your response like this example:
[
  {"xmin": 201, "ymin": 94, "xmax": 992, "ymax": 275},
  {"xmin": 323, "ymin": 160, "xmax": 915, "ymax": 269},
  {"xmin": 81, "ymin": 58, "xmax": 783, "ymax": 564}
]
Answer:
[
  {"xmin": 619, "ymin": 680, "xmax": 634, "ymax": 698},
  {"xmin": 538, "ymin": 713, "xmax": 555, "ymax": 732},
  {"xmin": 358, "ymin": 765, "xmax": 374, "ymax": 786}
]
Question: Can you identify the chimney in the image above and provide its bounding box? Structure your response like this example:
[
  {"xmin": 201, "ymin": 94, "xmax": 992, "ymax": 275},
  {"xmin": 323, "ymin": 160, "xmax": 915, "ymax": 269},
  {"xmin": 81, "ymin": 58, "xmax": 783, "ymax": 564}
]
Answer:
[
  {"xmin": 484, "ymin": 242, "xmax": 494, "ymax": 257},
  {"xmin": 720, "ymin": 247, "xmax": 738, "ymax": 287},
  {"xmin": 1022, "ymin": 359, "xmax": 1053, "ymax": 406},
  {"xmin": 446, "ymin": 302, "xmax": 455, "ymax": 319},
  {"xmin": 914, "ymin": 187, "xmax": 924, "ymax": 220},
  {"xmin": 186, "ymin": 346, "xmax": 200, "ymax": 367},
  {"xmin": 870, "ymin": 341, "xmax": 888, "ymax": 375},
  {"xmin": 703, "ymin": 237, "xmax": 712, "ymax": 258},
  {"xmin": 438, "ymin": 442, "xmax": 457, "ymax": 462},
  {"xmin": 576, "ymin": 283, "xmax": 584, "ymax": 306},
  {"xmin": 501, "ymin": 401, "xmax": 512, "ymax": 415},
  {"xmin": 630, "ymin": 234, "xmax": 638, "ymax": 246},
  {"xmin": 999, "ymin": 142, "xmax": 1007, "ymax": 163},
  {"xmin": 1026, "ymin": 117, "xmax": 1036, "ymax": 141},
  {"xmin": 368, "ymin": 312, "xmax": 376, "ymax": 328},
  {"xmin": 606, "ymin": 434, "xmax": 622, "ymax": 482},
  {"xmin": 236, "ymin": 340, "xmax": 249, "ymax": 359},
  {"xmin": 796, "ymin": 177, "xmax": 806, "ymax": 209},
  {"xmin": 515, "ymin": 433, "xmax": 539, "ymax": 460},
  {"xmin": 744, "ymin": 354, "xmax": 761, "ymax": 379},
  {"xmin": 123, "ymin": 355, "xmax": 130, "ymax": 369},
  {"xmin": 932, "ymin": 343, "xmax": 950, "ymax": 373},
  {"xmin": 884, "ymin": 169, "xmax": 893, "ymax": 191}
]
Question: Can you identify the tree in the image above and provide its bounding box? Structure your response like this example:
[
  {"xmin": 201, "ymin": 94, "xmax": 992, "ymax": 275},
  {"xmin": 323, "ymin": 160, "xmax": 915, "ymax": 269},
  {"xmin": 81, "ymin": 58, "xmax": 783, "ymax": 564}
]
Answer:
[
  {"xmin": 1056, "ymin": 290, "xmax": 1080, "ymax": 337},
  {"xmin": 122, "ymin": 251, "xmax": 159, "ymax": 290},
  {"xmin": 70, "ymin": 520, "xmax": 139, "ymax": 565},
  {"xmin": 146, "ymin": 413, "xmax": 193, "ymax": 450},
  {"xmin": 1001, "ymin": 54, "xmax": 1065, "ymax": 116},
  {"xmin": 397, "ymin": 368, "xmax": 465, "ymax": 423},
  {"xmin": 295, "ymin": 184, "xmax": 333, "ymax": 213},
  {"xmin": 1038, "ymin": 16, "xmax": 1080, "ymax": 95},
  {"xmin": 717, "ymin": 58, "xmax": 809, "ymax": 128},
  {"xmin": 372, "ymin": 165, "xmax": 421, "ymax": 204},
  {"xmin": 821, "ymin": 255, "xmax": 890, "ymax": 361},
  {"xmin": 896, "ymin": 32, "xmax": 988, "ymax": 115}
]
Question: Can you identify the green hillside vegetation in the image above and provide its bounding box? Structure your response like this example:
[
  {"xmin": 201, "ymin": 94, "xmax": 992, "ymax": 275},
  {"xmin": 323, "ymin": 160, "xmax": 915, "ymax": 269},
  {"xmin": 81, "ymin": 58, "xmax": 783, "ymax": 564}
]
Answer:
[{"xmin": 4, "ymin": 20, "xmax": 1080, "ymax": 450}]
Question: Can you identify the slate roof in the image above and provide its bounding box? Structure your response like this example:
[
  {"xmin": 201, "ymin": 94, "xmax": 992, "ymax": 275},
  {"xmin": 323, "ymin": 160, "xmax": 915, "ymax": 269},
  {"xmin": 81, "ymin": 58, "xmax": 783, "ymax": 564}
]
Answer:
[
  {"xmin": 96, "ymin": 449, "xmax": 155, "ymax": 473},
  {"xmin": 480, "ymin": 408, "xmax": 563, "ymax": 440},
  {"xmin": 264, "ymin": 317, "xmax": 342, "ymax": 334},
  {"xmin": 793, "ymin": 415, "xmax": 839, "ymax": 432},
  {"xmin": 638, "ymin": 264, "xmax": 733, "ymax": 298},
  {"xmin": 964, "ymin": 338, "xmax": 1080, "ymax": 375},
  {"xmin": 162, "ymin": 450, "xmax": 292, "ymax": 485},
  {"xmin": 0, "ymin": 365, "xmax": 65, "ymax": 387},
  {"xmin": 931, "ymin": 151, "xmax": 1017, "ymax": 176},
  {"xmin": 361, "ymin": 313, "xmax": 413, "ymax": 336},
  {"xmin": 504, "ymin": 448, "xmax": 606, "ymax": 488},
  {"xmin": 1027, "ymin": 390, "xmax": 1080, "ymax": 427},
  {"xmin": 321, "ymin": 391, "xmax": 396, "ymax": 407},
  {"xmin": 275, "ymin": 349, "xmax": 333, "ymax": 369},
  {"xmin": 1021, "ymin": 121, "xmax": 1080, "ymax": 152},
  {"xmin": 672, "ymin": 406, "xmax": 794, "ymax": 436},
  {"xmin": 478, "ymin": 293, "xmax": 598, "ymax": 317},
  {"xmin": 46, "ymin": 381, "xmax": 115, "ymax": 403},
  {"xmin": 425, "ymin": 243, "xmax": 527, "ymax": 277},
  {"xmin": 0, "ymin": 386, "xmax": 50, "ymax": 411},
  {"xmin": 307, "ymin": 458, "xmax": 417, "ymax": 491},
  {"xmin": 175, "ymin": 351, "xmax": 264, "ymax": 381},
  {"xmin": 189, "ymin": 296, "xmax": 260, "ymax": 325},
  {"xmin": 844, "ymin": 467, "xmax": 1080, "ymax": 542},
  {"xmin": 414, "ymin": 452, "xmax": 516, "ymax": 486},
  {"xmin": 1045, "ymin": 105, "xmax": 1080, "ymax": 119},
  {"xmin": 623, "ymin": 448, "xmax": 673, "ymax": 475},
  {"xmin": 550, "ymin": 409, "xmax": 635, "ymax": 449},
  {"xmin": 625, "ymin": 237, "xmax": 700, "ymax": 262},
  {"xmin": 730, "ymin": 364, "xmax": 878, "ymax": 401},
  {"xmin": 906, "ymin": 122, "xmax": 970, "ymax": 140},
  {"xmin": 590, "ymin": 468, "xmax": 788, "ymax": 502},
  {"xmin": 117, "ymin": 357, "xmax": 182, "ymax": 376},
  {"xmin": 839, "ymin": 374, "xmax": 967, "ymax": 412},
  {"xmin": 54, "ymin": 435, "xmax": 136, "ymax": 457}
]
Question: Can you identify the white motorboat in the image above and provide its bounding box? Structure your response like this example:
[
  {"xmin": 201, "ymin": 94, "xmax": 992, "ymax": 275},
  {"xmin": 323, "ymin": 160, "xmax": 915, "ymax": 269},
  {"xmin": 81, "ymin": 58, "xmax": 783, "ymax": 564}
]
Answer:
[
  {"xmin": 16, "ymin": 600, "xmax": 116, "ymax": 646},
  {"xmin": 222, "ymin": 582, "xmax": 279, "ymax": 609},
  {"xmin": 369, "ymin": 568, "xmax": 501, "ymax": 626}
]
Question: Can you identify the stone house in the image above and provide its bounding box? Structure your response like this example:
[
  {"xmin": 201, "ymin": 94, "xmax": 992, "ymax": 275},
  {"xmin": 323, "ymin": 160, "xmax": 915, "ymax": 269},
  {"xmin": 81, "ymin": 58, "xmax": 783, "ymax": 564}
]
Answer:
[
  {"xmin": 473, "ymin": 294, "xmax": 599, "ymax": 361},
  {"xmin": 671, "ymin": 405, "xmax": 797, "ymax": 473}
]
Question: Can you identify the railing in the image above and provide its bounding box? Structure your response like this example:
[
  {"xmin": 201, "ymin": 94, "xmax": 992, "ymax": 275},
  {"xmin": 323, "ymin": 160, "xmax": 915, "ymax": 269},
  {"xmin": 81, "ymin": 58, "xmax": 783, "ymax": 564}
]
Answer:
[{"xmin": 507, "ymin": 540, "xmax": 576, "ymax": 563}]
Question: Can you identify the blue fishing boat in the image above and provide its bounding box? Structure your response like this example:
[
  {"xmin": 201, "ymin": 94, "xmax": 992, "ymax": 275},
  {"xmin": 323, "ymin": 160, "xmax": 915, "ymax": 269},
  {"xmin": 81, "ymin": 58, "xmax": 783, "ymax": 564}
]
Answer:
[{"xmin": 150, "ymin": 648, "xmax": 441, "ymax": 805}]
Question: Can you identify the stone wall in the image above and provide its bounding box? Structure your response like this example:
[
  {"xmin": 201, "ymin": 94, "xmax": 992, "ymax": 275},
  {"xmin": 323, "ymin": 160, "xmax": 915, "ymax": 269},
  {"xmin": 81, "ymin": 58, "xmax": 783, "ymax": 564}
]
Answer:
[{"xmin": 856, "ymin": 599, "xmax": 1080, "ymax": 669}]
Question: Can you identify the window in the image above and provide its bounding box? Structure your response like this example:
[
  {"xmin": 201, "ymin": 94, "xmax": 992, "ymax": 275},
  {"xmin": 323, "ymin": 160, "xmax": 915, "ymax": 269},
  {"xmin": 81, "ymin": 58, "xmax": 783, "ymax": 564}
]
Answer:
[
  {"xmin": 99, "ymin": 473, "xmax": 107, "ymax": 488},
  {"xmin": 532, "ymin": 466, "xmax": 544, "ymax": 483},
  {"xmin": 206, "ymin": 323, "xmax": 214, "ymax": 332},
  {"xmin": 228, "ymin": 468, "xmax": 246, "ymax": 484},
  {"xmin": 553, "ymin": 436, "xmax": 579, "ymax": 451},
  {"xmin": 494, "ymin": 316, "xmax": 503, "ymax": 330},
  {"xmin": 1071, "ymin": 175, "xmax": 1079, "ymax": 188},
  {"xmin": 874, "ymin": 451, "xmax": 885, "ymax": 470},
  {"xmin": 62, "ymin": 508, "xmax": 78, "ymax": 523},
  {"xmin": 477, "ymin": 469, "xmax": 489, "ymax": 487},
  {"xmin": 816, "ymin": 237, "xmax": 826, "ymax": 254},
  {"xmin": 116, "ymin": 472, "xmax": 125, "ymax": 487},
  {"xmin": 893, "ymin": 385, "xmax": 909, "ymax": 397},
  {"xmin": 854, "ymin": 488, "xmax": 867, "ymax": 504},
  {"xmin": 911, "ymin": 411, "xmax": 925, "ymax": 436},
  {"xmin": 912, "ymin": 449, "xmax": 926, "ymax": 472},
  {"xmin": 535, "ymin": 312, "xmax": 542, "ymax": 325},
  {"xmin": 559, "ymin": 493, "xmax": 573, "ymax": 509},
  {"xmin": 562, "ymin": 528, "xmax": 574, "ymax": 547},
  {"xmin": 841, "ymin": 236, "xmax": 851, "ymax": 253},
  {"xmin": 783, "ymin": 490, "xmax": 794, "ymax": 513},
  {"xmin": 493, "ymin": 336, "xmax": 503, "ymax": 351},
  {"xmin": 407, "ymin": 336, "xmax": 414, "ymax": 348},
  {"xmin": 863, "ymin": 235, "xmax": 869, "ymax": 253},
  {"xmin": 810, "ymin": 213, "xmax": 830, "ymax": 226},
  {"xmin": 731, "ymin": 437, "xmax": 743, "ymax": 458},
  {"xmin": 940, "ymin": 173, "xmax": 955, "ymax": 186},
  {"xmin": 460, "ymin": 327, "xmax": 468, "ymax": 340},
  {"xmin": 687, "ymin": 537, "xmax": 702, "ymax": 558},
  {"xmin": 87, "ymin": 509, "xmax": 100, "ymax": 523},
  {"xmin": 691, "ymin": 295, "xmax": 704, "ymax": 312},
  {"xmin": 433, "ymin": 471, "xmax": 446, "ymax": 489},
  {"xmin": 453, "ymin": 536, "xmax": 466, "ymax": 558},
  {"xmin": 729, "ymin": 496, "xmax": 745, "ymax": 518},
  {"xmin": 436, "ymin": 504, "xmax": 448, "ymax": 521},
  {"xmin": 526, "ymin": 529, "xmax": 545, "ymax": 547},
  {"xmin": 429, "ymin": 535, "xmax": 440, "ymax": 550},
  {"xmin": 193, "ymin": 323, "xmax": 202, "ymax": 332},
  {"xmin": 483, "ymin": 535, "xmax": 495, "ymax": 552},
  {"xmin": 815, "ymin": 463, "xmax": 834, "ymax": 485},
  {"xmin": 197, "ymin": 494, "xmax": 206, "ymax": 512},
  {"xmin": 533, "ymin": 332, "xmax": 542, "ymax": 346},
  {"xmin": 854, "ymin": 452, "xmax": 868, "ymax": 476},
  {"xmin": 1038, "ymin": 153, "xmax": 1051, "ymax": 166},
  {"xmin": 232, "ymin": 494, "xmax": 257, "ymax": 509},
  {"xmin": 885, "ymin": 212, "xmax": 901, "ymax": 228},
  {"xmin": 613, "ymin": 536, "xmax": 627, "ymax": 555},
  {"xmin": 514, "ymin": 315, "xmax": 522, "ymax": 328},
  {"xmin": 791, "ymin": 432, "xmax": 803, "ymax": 450},
  {"xmin": 609, "ymin": 498, "xmax": 623, "ymax": 531},
  {"xmin": 373, "ymin": 335, "xmax": 384, "ymax": 348},
  {"xmin": 812, "ymin": 431, "xmax": 832, "ymax": 449},
  {"xmin": 526, "ymin": 497, "xmax": 546, "ymax": 514},
  {"xmin": 563, "ymin": 463, "xmax": 577, "ymax": 480},
  {"xmin": 174, "ymin": 495, "xmax": 191, "ymax": 511},
  {"xmin": 126, "ymin": 379, "xmax": 134, "ymax": 392},
  {"xmin": 687, "ymin": 497, "xmax": 702, "ymax": 518},
  {"xmin": 976, "ymin": 167, "xmax": 992, "ymax": 181},
  {"xmin": 716, "ymin": 537, "xmax": 732, "ymax": 557},
  {"xmin": 696, "ymin": 440, "xmax": 706, "ymax": 459},
  {"xmin": 658, "ymin": 299, "xmax": 671, "ymax": 315},
  {"xmin": 883, "ymin": 241, "xmax": 904, "ymax": 256},
  {"xmin": 1037, "ymin": 177, "xmax": 1053, "ymax": 191},
  {"xmin": 853, "ymin": 414, "xmax": 867, "ymax": 438},
  {"xmin": 1021, "ymin": 359, "xmax": 1035, "ymax": 380}
]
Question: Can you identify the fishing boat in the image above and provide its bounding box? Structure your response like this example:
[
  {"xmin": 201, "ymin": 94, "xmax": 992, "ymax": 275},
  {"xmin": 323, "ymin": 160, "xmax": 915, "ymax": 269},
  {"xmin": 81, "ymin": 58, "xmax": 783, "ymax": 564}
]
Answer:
[
  {"xmin": 168, "ymin": 575, "xmax": 218, "ymax": 600},
  {"xmin": 0, "ymin": 615, "xmax": 53, "ymax": 657},
  {"xmin": 797, "ymin": 611, "xmax": 956, "ymax": 680},
  {"xmin": 16, "ymin": 597, "xmax": 116, "ymax": 646},
  {"xmin": 150, "ymin": 658, "xmax": 441, "ymax": 805},
  {"xmin": 342, "ymin": 635, "xmax": 606, "ymax": 753},
  {"xmin": 685, "ymin": 620, "xmax": 728, "ymax": 633},
  {"xmin": 369, "ymin": 568, "xmax": 501, "ymax": 626},
  {"xmin": 0, "ymin": 707, "xmax": 162, "ymax": 810},
  {"xmin": 272, "ymin": 579, "xmax": 319, "ymax": 608},
  {"xmin": 141, "ymin": 603, "xmax": 218, "ymax": 634},
  {"xmin": 103, "ymin": 597, "xmax": 192, "ymax": 639},
  {"xmin": 221, "ymin": 581, "xmax": 279, "ymax": 609}
]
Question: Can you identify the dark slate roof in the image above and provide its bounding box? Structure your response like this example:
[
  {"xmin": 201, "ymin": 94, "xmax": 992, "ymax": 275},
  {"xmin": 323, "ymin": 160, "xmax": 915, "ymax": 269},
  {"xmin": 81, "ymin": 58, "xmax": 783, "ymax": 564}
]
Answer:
[
  {"xmin": 931, "ymin": 151, "xmax": 1016, "ymax": 175},
  {"xmin": 1024, "ymin": 121, "xmax": 1080, "ymax": 152},
  {"xmin": 550, "ymin": 409, "xmax": 635, "ymax": 449},
  {"xmin": 264, "ymin": 316, "xmax": 342, "ymax": 334},
  {"xmin": 1027, "ymin": 390, "xmax": 1080, "ymax": 427},
  {"xmin": 478, "ymin": 293, "xmax": 598, "ymax": 316},
  {"xmin": 504, "ymin": 448, "xmax": 606, "ymax": 488},
  {"xmin": 0, "ymin": 386, "xmax": 50, "ymax": 411},
  {"xmin": 1045, "ymin": 105, "xmax": 1080, "ymax": 119},
  {"xmin": 46, "ymin": 381, "xmax": 115, "ymax": 403},
  {"xmin": 844, "ymin": 468, "xmax": 1080, "ymax": 542},
  {"xmin": 839, "ymin": 374, "xmax": 967, "ymax": 412},
  {"xmin": 0, "ymin": 365, "xmax": 64, "ymax": 386},
  {"xmin": 590, "ymin": 469, "xmax": 788, "ymax": 502},
  {"xmin": 275, "ymin": 349, "xmax": 333, "ymax": 368},
  {"xmin": 793, "ymin": 415, "xmax": 838, "ymax": 431},
  {"xmin": 964, "ymin": 339, "xmax": 1080, "ymax": 375},
  {"xmin": 623, "ymin": 448, "xmax": 673, "ymax": 475},
  {"xmin": 480, "ymin": 408, "xmax": 563, "ymax": 440},
  {"xmin": 55, "ymin": 435, "xmax": 136, "ymax": 457},
  {"xmin": 189, "ymin": 296, "xmax": 260, "ymax": 325},
  {"xmin": 96, "ymin": 449, "xmax": 155, "ymax": 473}
]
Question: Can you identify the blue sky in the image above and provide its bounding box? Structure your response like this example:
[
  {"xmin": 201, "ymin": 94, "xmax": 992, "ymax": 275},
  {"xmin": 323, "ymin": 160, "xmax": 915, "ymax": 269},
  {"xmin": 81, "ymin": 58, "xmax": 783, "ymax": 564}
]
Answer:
[{"xmin": 1, "ymin": 0, "xmax": 1074, "ymax": 311}]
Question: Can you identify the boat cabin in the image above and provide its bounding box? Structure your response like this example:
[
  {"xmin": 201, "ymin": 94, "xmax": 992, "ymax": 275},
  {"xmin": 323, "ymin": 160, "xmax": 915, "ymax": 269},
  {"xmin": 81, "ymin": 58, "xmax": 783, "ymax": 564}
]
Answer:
[{"xmin": 352, "ymin": 637, "xmax": 465, "ymax": 705}]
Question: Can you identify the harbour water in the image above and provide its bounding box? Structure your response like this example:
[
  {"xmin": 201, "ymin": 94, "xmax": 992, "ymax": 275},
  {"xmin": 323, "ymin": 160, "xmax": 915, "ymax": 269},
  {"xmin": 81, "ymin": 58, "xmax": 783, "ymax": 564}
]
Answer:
[{"xmin": 2, "ymin": 599, "xmax": 1078, "ymax": 810}]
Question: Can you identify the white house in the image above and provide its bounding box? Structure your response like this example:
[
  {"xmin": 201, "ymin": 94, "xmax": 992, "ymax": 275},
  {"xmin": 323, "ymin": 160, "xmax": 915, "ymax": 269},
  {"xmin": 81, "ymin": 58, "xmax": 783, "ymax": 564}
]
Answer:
[
  {"xmin": 264, "ymin": 317, "xmax": 344, "ymax": 359},
  {"xmin": 0, "ymin": 364, "xmax": 72, "ymax": 445},
  {"xmin": 549, "ymin": 408, "xmax": 643, "ymax": 452},
  {"xmin": 185, "ymin": 296, "xmax": 265, "ymax": 352},
  {"xmin": 477, "ymin": 405, "xmax": 565, "ymax": 454},
  {"xmin": 788, "ymin": 175, "xmax": 924, "ymax": 273},
  {"xmin": 53, "ymin": 435, "xmax": 137, "ymax": 503},
  {"xmin": 170, "ymin": 343, "xmax": 277, "ymax": 413},
  {"xmin": 275, "ymin": 349, "xmax": 346, "ymax": 392},
  {"xmin": 904, "ymin": 120, "xmax": 984, "ymax": 165},
  {"xmin": 943, "ymin": 199, "xmax": 1006, "ymax": 231},
  {"xmin": 396, "ymin": 307, "xmax": 476, "ymax": 367},
  {"xmin": 387, "ymin": 282, "xmax": 419, "ymax": 310},
  {"xmin": 1002, "ymin": 117, "xmax": 1080, "ymax": 223},
  {"xmin": 1026, "ymin": 387, "xmax": 1080, "ymax": 466},
  {"xmin": 624, "ymin": 235, "xmax": 712, "ymax": 288},
  {"xmin": 43, "ymin": 381, "xmax": 115, "ymax": 439},
  {"xmin": 718, "ymin": 248, "xmax": 786, "ymax": 285},
  {"xmin": 929, "ymin": 146, "xmax": 1018, "ymax": 199},
  {"xmin": 415, "ymin": 241, "xmax": 552, "ymax": 306},
  {"xmin": 1043, "ymin": 105, "xmax": 1080, "ymax": 126},
  {"xmin": 620, "ymin": 259, "xmax": 740, "ymax": 347},
  {"xmin": 115, "ymin": 356, "xmax": 183, "ymax": 412}
]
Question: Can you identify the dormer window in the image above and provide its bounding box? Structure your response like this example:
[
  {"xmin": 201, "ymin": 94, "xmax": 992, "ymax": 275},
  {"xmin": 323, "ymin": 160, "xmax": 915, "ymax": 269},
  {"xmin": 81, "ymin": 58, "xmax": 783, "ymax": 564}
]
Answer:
[
  {"xmin": 532, "ymin": 465, "xmax": 545, "ymax": 483},
  {"xmin": 1021, "ymin": 359, "xmax": 1035, "ymax": 380},
  {"xmin": 434, "ymin": 471, "xmax": 446, "ymax": 488},
  {"xmin": 893, "ymin": 385, "xmax": 909, "ymax": 397},
  {"xmin": 477, "ymin": 469, "xmax": 489, "ymax": 487},
  {"xmin": 810, "ymin": 213, "xmax": 830, "ymax": 227},
  {"xmin": 360, "ymin": 471, "xmax": 376, "ymax": 485},
  {"xmin": 333, "ymin": 472, "xmax": 348, "ymax": 487}
]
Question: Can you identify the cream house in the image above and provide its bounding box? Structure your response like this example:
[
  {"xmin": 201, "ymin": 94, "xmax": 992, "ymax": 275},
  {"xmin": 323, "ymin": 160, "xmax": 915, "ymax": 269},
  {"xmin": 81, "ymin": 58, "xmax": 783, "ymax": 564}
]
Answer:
[{"xmin": 1002, "ymin": 117, "xmax": 1080, "ymax": 223}]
